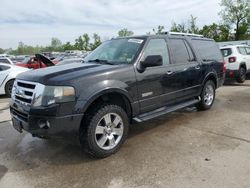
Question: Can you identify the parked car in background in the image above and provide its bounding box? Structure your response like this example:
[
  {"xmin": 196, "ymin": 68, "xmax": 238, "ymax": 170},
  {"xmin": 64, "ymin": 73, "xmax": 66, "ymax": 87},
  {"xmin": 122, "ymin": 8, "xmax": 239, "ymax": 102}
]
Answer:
[
  {"xmin": 56, "ymin": 57, "xmax": 84, "ymax": 66},
  {"xmin": 0, "ymin": 57, "xmax": 14, "ymax": 64},
  {"xmin": 0, "ymin": 63, "xmax": 28, "ymax": 97},
  {"xmin": 10, "ymin": 32, "xmax": 225, "ymax": 158},
  {"xmin": 15, "ymin": 54, "xmax": 56, "ymax": 69},
  {"xmin": 220, "ymin": 45, "xmax": 250, "ymax": 83}
]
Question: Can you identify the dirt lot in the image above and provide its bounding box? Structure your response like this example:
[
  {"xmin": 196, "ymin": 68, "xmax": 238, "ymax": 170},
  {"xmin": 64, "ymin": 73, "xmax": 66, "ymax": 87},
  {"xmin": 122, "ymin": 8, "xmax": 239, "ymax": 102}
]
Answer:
[{"xmin": 0, "ymin": 81, "xmax": 250, "ymax": 188}]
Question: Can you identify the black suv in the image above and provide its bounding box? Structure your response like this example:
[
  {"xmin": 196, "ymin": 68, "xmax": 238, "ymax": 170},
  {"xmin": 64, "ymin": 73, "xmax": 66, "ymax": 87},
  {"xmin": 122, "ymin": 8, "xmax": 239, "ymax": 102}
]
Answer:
[{"xmin": 10, "ymin": 32, "xmax": 225, "ymax": 158}]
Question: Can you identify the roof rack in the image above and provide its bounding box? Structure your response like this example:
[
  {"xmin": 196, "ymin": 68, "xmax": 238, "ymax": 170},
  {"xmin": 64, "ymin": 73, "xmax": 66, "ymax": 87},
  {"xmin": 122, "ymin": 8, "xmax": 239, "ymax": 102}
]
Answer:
[{"xmin": 161, "ymin": 31, "xmax": 204, "ymax": 38}]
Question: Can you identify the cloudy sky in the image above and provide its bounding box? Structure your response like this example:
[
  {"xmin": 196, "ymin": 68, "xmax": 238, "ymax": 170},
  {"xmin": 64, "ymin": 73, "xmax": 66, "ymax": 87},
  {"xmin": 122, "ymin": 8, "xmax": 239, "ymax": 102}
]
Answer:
[{"xmin": 0, "ymin": 0, "xmax": 222, "ymax": 49}]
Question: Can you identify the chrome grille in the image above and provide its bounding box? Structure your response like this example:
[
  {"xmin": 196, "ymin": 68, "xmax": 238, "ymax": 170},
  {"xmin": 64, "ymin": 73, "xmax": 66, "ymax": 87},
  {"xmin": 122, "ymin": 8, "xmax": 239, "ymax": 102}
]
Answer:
[{"xmin": 12, "ymin": 80, "xmax": 37, "ymax": 106}]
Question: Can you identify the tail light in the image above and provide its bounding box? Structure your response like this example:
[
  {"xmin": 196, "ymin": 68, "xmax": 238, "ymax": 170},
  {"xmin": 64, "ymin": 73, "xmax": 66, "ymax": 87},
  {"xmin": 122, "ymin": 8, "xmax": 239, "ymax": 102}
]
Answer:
[
  {"xmin": 223, "ymin": 61, "xmax": 226, "ymax": 73},
  {"xmin": 229, "ymin": 57, "xmax": 236, "ymax": 63}
]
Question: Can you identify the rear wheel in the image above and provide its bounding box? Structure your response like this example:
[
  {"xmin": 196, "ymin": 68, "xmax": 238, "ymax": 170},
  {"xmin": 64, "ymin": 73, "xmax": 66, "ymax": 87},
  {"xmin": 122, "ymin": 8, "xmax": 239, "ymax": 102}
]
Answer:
[
  {"xmin": 196, "ymin": 80, "xmax": 215, "ymax": 111},
  {"xmin": 236, "ymin": 67, "xmax": 246, "ymax": 83},
  {"xmin": 5, "ymin": 80, "xmax": 15, "ymax": 97},
  {"xmin": 80, "ymin": 104, "xmax": 129, "ymax": 158}
]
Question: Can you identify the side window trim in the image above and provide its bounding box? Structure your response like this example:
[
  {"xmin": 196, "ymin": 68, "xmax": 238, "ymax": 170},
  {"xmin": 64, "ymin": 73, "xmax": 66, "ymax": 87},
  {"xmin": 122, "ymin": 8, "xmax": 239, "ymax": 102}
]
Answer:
[{"xmin": 183, "ymin": 40, "xmax": 196, "ymax": 61}]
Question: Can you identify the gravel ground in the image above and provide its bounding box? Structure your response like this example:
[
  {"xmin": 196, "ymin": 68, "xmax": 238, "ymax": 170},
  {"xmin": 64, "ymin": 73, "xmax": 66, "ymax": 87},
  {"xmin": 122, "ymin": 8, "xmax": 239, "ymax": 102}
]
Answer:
[{"xmin": 0, "ymin": 81, "xmax": 250, "ymax": 188}]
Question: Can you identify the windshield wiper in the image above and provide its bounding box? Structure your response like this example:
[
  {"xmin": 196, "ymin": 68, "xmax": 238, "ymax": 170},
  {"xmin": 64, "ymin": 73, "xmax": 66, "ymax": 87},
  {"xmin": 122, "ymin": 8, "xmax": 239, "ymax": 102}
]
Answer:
[{"xmin": 88, "ymin": 59, "xmax": 114, "ymax": 65}]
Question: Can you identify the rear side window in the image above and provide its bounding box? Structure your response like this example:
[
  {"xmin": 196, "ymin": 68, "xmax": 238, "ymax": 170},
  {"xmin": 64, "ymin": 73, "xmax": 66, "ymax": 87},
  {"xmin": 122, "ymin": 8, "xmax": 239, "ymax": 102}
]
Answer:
[
  {"xmin": 238, "ymin": 47, "xmax": 247, "ymax": 55},
  {"xmin": 245, "ymin": 47, "xmax": 250, "ymax": 55},
  {"xmin": 0, "ymin": 65, "xmax": 10, "ymax": 71},
  {"xmin": 191, "ymin": 39, "xmax": 223, "ymax": 61},
  {"xmin": 220, "ymin": 48, "xmax": 232, "ymax": 57},
  {"xmin": 0, "ymin": 59, "xmax": 9, "ymax": 64},
  {"xmin": 169, "ymin": 39, "xmax": 190, "ymax": 64}
]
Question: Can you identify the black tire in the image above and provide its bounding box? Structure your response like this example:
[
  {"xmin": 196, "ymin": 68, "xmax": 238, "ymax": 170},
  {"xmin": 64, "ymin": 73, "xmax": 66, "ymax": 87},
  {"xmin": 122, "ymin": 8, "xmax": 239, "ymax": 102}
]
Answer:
[
  {"xmin": 5, "ymin": 79, "xmax": 15, "ymax": 97},
  {"xmin": 79, "ymin": 104, "xmax": 129, "ymax": 158},
  {"xmin": 236, "ymin": 67, "xmax": 246, "ymax": 83},
  {"xmin": 196, "ymin": 80, "xmax": 215, "ymax": 111}
]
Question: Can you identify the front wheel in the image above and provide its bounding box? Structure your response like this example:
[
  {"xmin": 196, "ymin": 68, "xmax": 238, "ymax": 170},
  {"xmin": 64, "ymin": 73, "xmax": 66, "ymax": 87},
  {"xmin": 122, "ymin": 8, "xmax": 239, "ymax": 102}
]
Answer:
[
  {"xmin": 196, "ymin": 80, "xmax": 215, "ymax": 111},
  {"xmin": 80, "ymin": 104, "xmax": 129, "ymax": 158},
  {"xmin": 5, "ymin": 80, "xmax": 15, "ymax": 98}
]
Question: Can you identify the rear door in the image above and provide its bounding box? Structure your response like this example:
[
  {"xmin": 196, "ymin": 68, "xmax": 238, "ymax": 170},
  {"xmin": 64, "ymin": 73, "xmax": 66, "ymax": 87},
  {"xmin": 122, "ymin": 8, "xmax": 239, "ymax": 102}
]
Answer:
[{"xmin": 168, "ymin": 38, "xmax": 202, "ymax": 102}]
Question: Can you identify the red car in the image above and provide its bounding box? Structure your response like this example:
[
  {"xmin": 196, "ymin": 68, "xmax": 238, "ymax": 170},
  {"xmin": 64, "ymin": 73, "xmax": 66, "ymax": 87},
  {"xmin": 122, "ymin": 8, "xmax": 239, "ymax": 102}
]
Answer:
[{"xmin": 15, "ymin": 54, "xmax": 56, "ymax": 69}]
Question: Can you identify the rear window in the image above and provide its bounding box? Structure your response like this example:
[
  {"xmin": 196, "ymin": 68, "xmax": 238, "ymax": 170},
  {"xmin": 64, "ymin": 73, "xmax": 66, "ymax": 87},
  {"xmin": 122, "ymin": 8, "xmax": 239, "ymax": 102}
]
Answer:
[
  {"xmin": 191, "ymin": 39, "xmax": 223, "ymax": 61},
  {"xmin": 245, "ymin": 47, "xmax": 250, "ymax": 55},
  {"xmin": 220, "ymin": 48, "xmax": 232, "ymax": 57},
  {"xmin": 238, "ymin": 47, "xmax": 247, "ymax": 55}
]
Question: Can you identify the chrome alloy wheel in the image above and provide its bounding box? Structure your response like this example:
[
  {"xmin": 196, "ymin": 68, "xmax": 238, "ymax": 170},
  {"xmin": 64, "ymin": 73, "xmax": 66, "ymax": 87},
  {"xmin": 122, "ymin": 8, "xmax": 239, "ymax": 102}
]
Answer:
[
  {"xmin": 204, "ymin": 84, "xmax": 214, "ymax": 106},
  {"xmin": 95, "ymin": 113, "xmax": 124, "ymax": 150}
]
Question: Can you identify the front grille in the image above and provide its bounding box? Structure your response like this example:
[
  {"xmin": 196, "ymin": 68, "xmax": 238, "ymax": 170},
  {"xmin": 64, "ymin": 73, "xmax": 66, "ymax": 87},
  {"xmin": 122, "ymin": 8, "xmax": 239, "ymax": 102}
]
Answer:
[{"xmin": 12, "ymin": 80, "xmax": 37, "ymax": 106}]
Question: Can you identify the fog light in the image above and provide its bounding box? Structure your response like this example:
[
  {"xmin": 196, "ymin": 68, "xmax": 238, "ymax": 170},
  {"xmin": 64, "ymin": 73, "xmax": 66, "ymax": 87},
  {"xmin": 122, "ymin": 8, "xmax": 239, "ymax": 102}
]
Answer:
[{"xmin": 38, "ymin": 120, "xmax": 50, "ymax": 129}]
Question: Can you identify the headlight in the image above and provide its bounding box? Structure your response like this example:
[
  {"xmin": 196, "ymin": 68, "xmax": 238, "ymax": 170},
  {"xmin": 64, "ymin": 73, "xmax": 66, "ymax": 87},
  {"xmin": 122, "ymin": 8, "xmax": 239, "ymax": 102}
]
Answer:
[{"xmin": 33, "ymin": 85, "xmax": 75, "ymax": 107}]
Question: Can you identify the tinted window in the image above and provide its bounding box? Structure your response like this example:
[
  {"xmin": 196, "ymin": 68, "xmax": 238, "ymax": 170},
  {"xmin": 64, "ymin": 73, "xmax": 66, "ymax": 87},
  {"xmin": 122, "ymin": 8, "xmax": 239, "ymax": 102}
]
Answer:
[
  {"xmin": 238, "ymin": 47, "xmax": 247, "ymax": 55},
  {"xmin": 191, "ymin": 39, "xmax": 223, "ymax": 61},
  {"xmin": 142, "ymin": 39, "xmax": 169, "ymax": 65},
  {"xmin": 169, "ymin": 39, "xmax": 190, "ymax": 64},
  {"xmin": 220, "ymin": 48, "xmax": 232, "ymax": 57},
  {"xmin": 184, "ymin": 40, "xmax": 195, "ymax": 60},
  {"xmin": 245, "ymin": 47, "xmax": 250, "ymax": 55},
  {"xmin": 0, "ymin": 59, "xmax": 9, "ymax": 64},
  {"xmin": 0, "ymin": 65, "xmax": 10, "ymax": 71}
]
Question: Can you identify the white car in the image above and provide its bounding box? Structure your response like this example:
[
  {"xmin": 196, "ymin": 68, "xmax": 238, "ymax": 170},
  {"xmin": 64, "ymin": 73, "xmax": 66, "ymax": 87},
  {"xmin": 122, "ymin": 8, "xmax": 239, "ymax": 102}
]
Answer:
[
  {"xmin": 0, "ymin": 57, "xmax": 14, "ymax": 65},
  {"xmin": 220, "ymin": 45, "xmax": 250, "ymax": 83},
  {"xmin": 0, "ymin": 63, "xmax": 28, "ymax": 97}
]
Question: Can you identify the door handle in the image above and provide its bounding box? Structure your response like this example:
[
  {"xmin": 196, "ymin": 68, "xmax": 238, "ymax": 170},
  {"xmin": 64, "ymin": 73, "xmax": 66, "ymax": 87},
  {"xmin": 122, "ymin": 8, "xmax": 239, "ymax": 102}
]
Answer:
[
  {"xmin": 166, "ymin": 71, "xmax": 174, "ymax": 75},
  {"xmin": 195, "ymin": 66, "xmax": 201, "ymax": 70}
]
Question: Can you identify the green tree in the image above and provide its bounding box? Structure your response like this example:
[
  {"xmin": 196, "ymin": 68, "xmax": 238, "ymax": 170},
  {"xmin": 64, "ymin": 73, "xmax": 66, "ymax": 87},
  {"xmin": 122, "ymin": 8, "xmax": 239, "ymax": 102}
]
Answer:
[
  {"xmin": 170, "ymin": 22, "xmax": 187, "ymax": 32},
  {"xmin": 199, "ymin": 23, "xmax": 231, "ymax": 41},
  {"xmin": 90, "ymin": 33, "xmax": 102, "ymax": 50},
  {"xmin": 118, "ymin": 28, "xmax": 134, "ymax": 37},
  {"xmin": 152, "ymin": 25, "xmax": 165, "ymax": 34},
  {"xmin": 74, "ymin": 34, "xmax": 90, "ymax": 51},
  {"xmin": 0, "ymin": 48, "xmax": 5, "ymax": 54},
  {"xmin": 63, "ymin": 42, "xmax": 74, "ymax": 51},
  {"xmin": 51, "ymin": 38, "xmax": 62, "ymax": 51},
  {"xmin": 188, "ymin": 15, "xmax": 199, "ymax": 33},
  {"xmin": 219, "ymin": 0, "xmax": 250, "ymax": 40}
]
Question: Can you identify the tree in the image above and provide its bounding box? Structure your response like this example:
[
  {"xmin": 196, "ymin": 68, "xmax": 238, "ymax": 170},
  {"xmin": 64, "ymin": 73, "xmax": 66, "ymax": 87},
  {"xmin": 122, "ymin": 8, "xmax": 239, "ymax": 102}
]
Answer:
[
  {"xmin": 219, "ymin": 0, "xmax": 250, "ymax": 40},
  {"xmin": 0, "ymin": 48, "xmax": 5, "ymax": 54},
  {"xmin": 74, "ymin": 34, "xmax": 90, "ymax": 51},
  {"xmin": 188, "ymin": 15, "xmax": 199, "ymax": 33},
  {"xmin": 199, "ymin": 23, "xmax": 231, "ymax": 41},
  {"xmin": 152, "ymin": 25, "xmax": 165, "ymax": 34},
  {"xmin": 90, "ymin": 33, "xmax": 102, "ymax": 50},
  {"xmin": 63, "ymin": 42, "xmax": 74, "ymax": 51},
  {"xmin": 118, "ymin": 28, "xmax": 134, "ymax": 37},
  {"xmin": 51, "ymin": 38, "xmax": 62, "ymax": 51},
  {"xmin": 170, "ymin": 22, "xmax": 187, "ymax": 32}
]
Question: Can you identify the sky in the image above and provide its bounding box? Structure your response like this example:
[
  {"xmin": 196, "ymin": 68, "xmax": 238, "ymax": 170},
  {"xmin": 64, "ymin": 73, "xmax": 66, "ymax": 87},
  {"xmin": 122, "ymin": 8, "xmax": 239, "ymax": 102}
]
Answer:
[{"xmin": 0, "ymin": 0, "xmax": 222, "ymax": 49}]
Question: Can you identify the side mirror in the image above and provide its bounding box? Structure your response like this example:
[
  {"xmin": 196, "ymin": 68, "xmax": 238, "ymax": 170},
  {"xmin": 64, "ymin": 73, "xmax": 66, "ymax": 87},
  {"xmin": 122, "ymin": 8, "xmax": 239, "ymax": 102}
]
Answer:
[{"xmin": 138, "ymin": 55, "xmax": 163, "ymax": 73}]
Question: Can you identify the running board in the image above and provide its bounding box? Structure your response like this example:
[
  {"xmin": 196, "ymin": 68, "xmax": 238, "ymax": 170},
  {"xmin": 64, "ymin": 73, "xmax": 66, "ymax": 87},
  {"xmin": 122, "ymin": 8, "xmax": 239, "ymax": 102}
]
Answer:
[{"xmin": 133, "ymin": 98, "xmax": 200, "ymax": 123}]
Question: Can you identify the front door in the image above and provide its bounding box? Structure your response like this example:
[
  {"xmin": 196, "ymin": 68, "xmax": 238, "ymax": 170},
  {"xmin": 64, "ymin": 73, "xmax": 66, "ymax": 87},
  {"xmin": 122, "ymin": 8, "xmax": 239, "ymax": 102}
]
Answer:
[{"xmin": 135, "ymin": 38, "xmax": 178, "ymax": 113}]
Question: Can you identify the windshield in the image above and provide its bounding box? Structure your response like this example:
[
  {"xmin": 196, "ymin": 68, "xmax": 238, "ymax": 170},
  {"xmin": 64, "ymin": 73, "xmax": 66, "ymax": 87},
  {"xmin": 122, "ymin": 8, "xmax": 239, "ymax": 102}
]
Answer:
[{"xmin": 85, "ymin": 38, "xmax": 144, "ymax": 64}]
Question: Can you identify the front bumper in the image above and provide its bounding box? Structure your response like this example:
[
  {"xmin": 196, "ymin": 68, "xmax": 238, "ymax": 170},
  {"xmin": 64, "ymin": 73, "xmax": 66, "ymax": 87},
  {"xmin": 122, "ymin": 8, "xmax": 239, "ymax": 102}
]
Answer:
[{"xmin": 10, "ymin": 102, "xmax": 83, "ymax": 138}]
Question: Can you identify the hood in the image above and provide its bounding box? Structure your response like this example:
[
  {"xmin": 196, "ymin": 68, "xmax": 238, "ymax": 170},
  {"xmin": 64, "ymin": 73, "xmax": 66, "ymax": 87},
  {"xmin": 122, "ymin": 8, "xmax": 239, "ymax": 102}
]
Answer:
[
  {"xmin": 35, "ymin": 54, "xmax": 55, "ymax": 67},
  {"xmin": 16, "ymin": 62, "xmax": 121, "ymax": 85}
]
